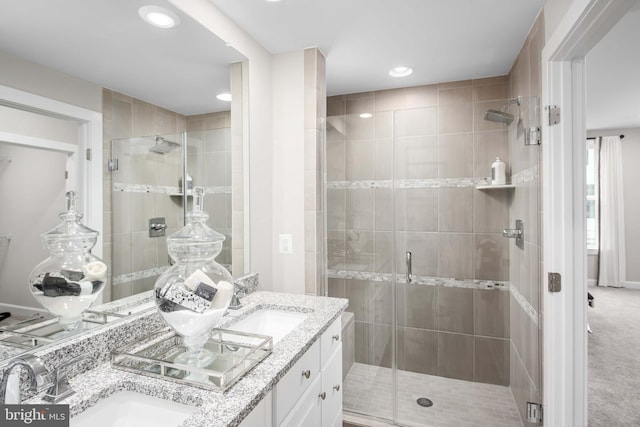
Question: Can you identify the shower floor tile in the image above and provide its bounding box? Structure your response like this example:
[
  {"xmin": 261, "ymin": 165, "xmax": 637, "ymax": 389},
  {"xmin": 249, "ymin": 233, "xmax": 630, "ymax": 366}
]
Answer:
[{"xmin": 343, "ymin": 363, "xmax": 523, "ymax": 427}]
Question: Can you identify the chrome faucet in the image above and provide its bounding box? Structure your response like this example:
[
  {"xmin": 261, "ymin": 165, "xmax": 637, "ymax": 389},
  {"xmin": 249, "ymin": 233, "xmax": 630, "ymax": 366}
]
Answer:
[
  {"xmin": 228, "ymin": 280, "xmax": 248, "ymax": 310},
  {"xmin": 43, "ymin": 354, "xmax": 88, "ymax": 403},
  {"xmin": 0, "ymin": 354, "xmax": 53, "ymax": 404}
]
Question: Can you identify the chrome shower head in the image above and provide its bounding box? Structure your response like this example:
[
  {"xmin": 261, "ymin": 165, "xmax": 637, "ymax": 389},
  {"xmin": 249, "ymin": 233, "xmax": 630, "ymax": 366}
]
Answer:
[
  {"xmin": 484, "ymin": 97, "xmax": 521, "ymax": 126},
  {"xmin": 149, "ymin": 136, "xmax": 179, "ymax": 154},
  {"xmin": 484, "ymin": 109, "xmax": 515, "ymax": 125}
]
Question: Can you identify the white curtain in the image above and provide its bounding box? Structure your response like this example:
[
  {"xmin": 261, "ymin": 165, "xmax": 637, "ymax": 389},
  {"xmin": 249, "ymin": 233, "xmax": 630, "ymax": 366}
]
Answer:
[{"xmin": 598, "ymin": 136, "xmax": 626, "ymax": 287}]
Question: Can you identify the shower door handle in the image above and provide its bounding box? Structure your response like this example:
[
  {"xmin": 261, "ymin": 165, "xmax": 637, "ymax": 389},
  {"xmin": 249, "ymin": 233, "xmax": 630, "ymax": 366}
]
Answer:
[{"xmin": 406, "ymin": 251, "xmax": 412, "ymax": 284}]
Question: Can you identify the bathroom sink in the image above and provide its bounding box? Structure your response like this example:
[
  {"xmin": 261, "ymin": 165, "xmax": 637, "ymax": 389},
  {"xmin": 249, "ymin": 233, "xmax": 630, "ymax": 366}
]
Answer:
[
  {"xmin": 70, "ymin": 391, "xmax": 197, "ymax": 427},
  {"xmin": 228, "ymin": 309, "xmax": 309, "ymax": 344}
]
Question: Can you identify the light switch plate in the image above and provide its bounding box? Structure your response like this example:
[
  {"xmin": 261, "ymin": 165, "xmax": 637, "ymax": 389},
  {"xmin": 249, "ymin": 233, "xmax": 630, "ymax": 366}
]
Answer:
[{"xmin": 279, "ymin": 234, "xmax": 293, "ymax": 254}]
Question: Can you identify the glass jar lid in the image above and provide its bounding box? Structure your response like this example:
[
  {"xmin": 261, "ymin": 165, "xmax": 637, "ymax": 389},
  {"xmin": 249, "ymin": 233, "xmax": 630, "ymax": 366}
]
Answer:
[{"xmin": 41, "ymin": 191, "xmax": 98, "ymax": 252}]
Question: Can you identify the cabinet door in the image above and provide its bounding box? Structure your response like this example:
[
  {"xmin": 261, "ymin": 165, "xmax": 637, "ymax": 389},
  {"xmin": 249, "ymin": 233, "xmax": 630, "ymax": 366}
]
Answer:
[
  {"xmin": 273, "ymin": 340, "xmax": 320, "ymax": 425},
  {"xmin": 320, "ymin": 317, "xmax": 342, "ymax": 366},
  {"xmin": 280, "ymin": 375, "xmax": 322, "ymax": 427},
  {"xmin": 321, "ymin": 344, "xmax": 343, "ymax": 427},
  {"xmin": 239, "ymin": 391, "xmax": 272, "ymax": 427}
]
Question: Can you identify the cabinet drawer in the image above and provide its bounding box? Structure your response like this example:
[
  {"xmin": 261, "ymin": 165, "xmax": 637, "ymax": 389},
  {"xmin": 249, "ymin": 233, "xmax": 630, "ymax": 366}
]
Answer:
[
  {"xmin": 320, "ymin": 317, "xmax": 341, "ymax": 366},
  {"xmin": 273, "ymin": 340, "xmax": 320, "ymax": 426}
]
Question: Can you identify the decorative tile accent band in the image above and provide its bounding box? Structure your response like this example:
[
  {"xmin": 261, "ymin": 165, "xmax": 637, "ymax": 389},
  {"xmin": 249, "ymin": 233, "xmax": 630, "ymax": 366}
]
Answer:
[
  {"xmin": 112, "ymin": 183, "xmax": 231, "ymax": 195},
  {"xmin": 511, "ymin": 165, "xmax": 539, "ymax": 185},
  {"xmin": 113, "ymin": 266, "xmax": 170, "ymax": 285},
  {"xmin": 509, "ymin": 282, "xmax": 539, "ymax": 326},
  {"xmin": 327, "ymin": 269, "xmax": 510, "ymax": 291},
  {"xmin": 327, "ymin": 177, "xmax": 491, "ymax": 190}
]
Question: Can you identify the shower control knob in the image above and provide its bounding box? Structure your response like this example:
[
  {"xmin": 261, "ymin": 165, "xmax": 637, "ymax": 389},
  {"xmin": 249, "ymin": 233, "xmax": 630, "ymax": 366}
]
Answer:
[{"xmin": 151, "ymin": 223, "xmax": 167, "ymax": 231}]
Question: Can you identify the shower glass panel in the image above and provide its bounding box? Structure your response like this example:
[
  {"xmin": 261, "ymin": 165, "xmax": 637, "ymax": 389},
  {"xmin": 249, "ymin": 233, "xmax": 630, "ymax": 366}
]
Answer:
[
  {"xmin": 330, "ymin": 89, "xmax": 539, "ymax": 426},
  {"xmin": 110, "ymin": 128, "xmax": 233, "ymax": 301}
]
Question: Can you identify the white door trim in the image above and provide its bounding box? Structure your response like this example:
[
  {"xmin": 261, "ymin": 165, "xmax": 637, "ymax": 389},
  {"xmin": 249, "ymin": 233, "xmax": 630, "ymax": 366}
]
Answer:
[
  {"xmin": 541, "ymin": 1, "xmax": 634, "ymax": 425},
  {"xmin": 0, "ymin": 84, "xmax": 103, "ymax": 257}
]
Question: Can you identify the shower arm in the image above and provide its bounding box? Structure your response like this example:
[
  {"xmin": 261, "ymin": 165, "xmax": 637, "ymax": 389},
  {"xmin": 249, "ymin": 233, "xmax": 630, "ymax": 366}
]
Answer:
[{"xmin": 501, "ymin": 97, "xmax": 521, "ymax": 112}]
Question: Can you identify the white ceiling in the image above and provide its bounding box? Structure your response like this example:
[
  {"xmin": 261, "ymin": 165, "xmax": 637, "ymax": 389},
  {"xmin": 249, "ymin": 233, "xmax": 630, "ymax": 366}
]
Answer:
[
  {"xmin": 586, "ymin": 2, "xmax": 640, "ymax": 131},
  {"xmin": 5, "ymin": 0, "xmax": 634, "ymax": 131},
  {"xmin": 210, "ymin": 0, "xmax": 545, "ymax": 96}
]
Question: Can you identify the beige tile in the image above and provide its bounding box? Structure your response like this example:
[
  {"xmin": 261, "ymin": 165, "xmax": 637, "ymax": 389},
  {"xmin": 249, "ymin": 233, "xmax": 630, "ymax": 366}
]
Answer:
[
  {"xmin": 439, "ymin": 87, "xmax": 472, "ymax": 105},
  {"xmin": 111, "ymin": 98, "xmax": 132, "ymax": 139},
  {"xmin": 373, "ymin": 231, "xmax": 393, "ymax": 273},
  {"xmin": 304, "ymin": 211, "xmax": 318, "ymax": 253},
  {"xmin": 347, "ymin": 96, "xmax": 375, "ymax": 115},
  {"xmin": 346, "ymin": 113, "xmax": 375, "ymax": 140},
  {"xmin": 111, "ymin": 233, "xmax": 132, "ymax": 275},
  {"xmin": 398, "ymin": 327, "xmax": 438, "ymax": 375},
  {"xmin": 371, "ymin": 281, "xmax": 392, "ymax": 325},
  {"xmin": 439, "ymin": 104, "xmax": 473, "ymax": 134},
  {"xmin": 374, "ymin": 189, "xmax": 392, "ymax": 232},
  {"xmin": 305, "ymin": 252, "xmax": 318, "ymax": 295},
  {"xmin": 374, "ymin": 111, "xmax": 393, "ymax": 138},
  {"xmin": 154, "ymin": 107, "xmax": 180, "ymax": 135},
  {"xmin": 438, "ymin": 284, "xmax": 473, "ymax": 334},
  {"xmin": 372, "ymin": 323, "xmax": 393, "ymax": 368},
  {"xmin": 395, "ymin": 188, "xmax": 438, "ymax": 232},
  {"xmin": 438, "ymin": 80, "xmax": 471, "ymax": 90},
  {"xmin": 327, "ymin": 189, "xmax": 345, "ymax": 230},
  {"xmin": 438, "ymin": 132, "xmax": 473, "ymax": 178},
  {"xmin": 131, "ymin": 276, "xmax": 157, "ymax": 296},
  {"xmin": 474, "ymin": 337, "xmax": 509, "ymax": 386},
  {"xmin": 327, "ymin": 116, "xmax": 346, "ymax": 143},
  {"xmin": 354, "ymin": 321, "xmax": 370, "ymax": 365},
  {"xmin": 395, "ymin": 107, "xmax": 438, "ymax": 137},
  {"xmin": 304, "ymin": 47, "xmax": 317, "ymax": 88},
  {"xmin": 404, "ymin": 85, "xmax": 438, "ymax": 108},
  {"xmin": 438, "ymin": 233, "xmax": 474, "ymax": 280},
  {"xmin": 474, "ymin": 289, "xmax": 509, "ymax": 338},
  {"xmin": 112, "ymin": 190, "xmax": 132, "ymax": 235},
  {"xmin": 345, "ymin": 139, "xmax": 374, "ymax": 180},
  {"xmin": 328, "ymin": 278, "xmax": 345, "ymax": 298},
  {"xmin": 438, "ymin": 188, "xmax": 473, "ymax": 233},
  {"xmin": 473, "ymin": 189, "xmax": 510, "ymax": 233},
  {"xmin": 473, "ymin": 130, "xmax": 509, "ymax": 178},
  {"xmin": 374, "ymin": 138, "xmax": 393, "ymax": 180},
  {"xmin": 326, "ymin": 140, "xmax": 345, "ymax": 181},
  {"xmin": 396, "ymin": 283, "xmax": 438, "ymax": 329},
  {"xmin": 345, "ymin": 230, "xmax": 374, "ymax": 271},
  {"xmin": 304, "ymin": 86, "xmax": 318, "ymax": 130},
  {"xmin": 131, "ymin": 192, "xmax": 157, "ymax": 233},
  {"xmin": 472, "ymin": 84, "xmax": 509, "ymax": 103},
  {"xmin": 346, "ymin": 189, "xmax": 374, "ymax": 230},
  {"xmin": 394, "ymin": 135, "xmax": 438, "ymax": 179},
  {"xmin": 304, "ymin": 169, "xmax": 320, "ymax": 212},
  {"xmin": 395, "ymin": 232, "xmax": 438, "ymax": 276},
  {"xmin": 472, "ymin": 76, "xmax": 509, "ymax": 87},
  {"xmin": 475, "ymin": 233, "xmax": 509, "ymax": 281},
  {"xmin": 132, "ymin": 231, "xmax": 158, "ymax": 271},
  {"xmin": 132, "ymin": 99, "xmax": 154, "ymax": 137},
  {"xmin": 327, "ymin": 98, "xmax": 346, "ymax": 116},
  {"xmin": 374, "ymin": 88, "xmax": 406, "ymax": 112},
  {"xmin": 327, "ymin": 229, "xmax": 345, "ymax": 270},
  {"xmin": 438, "ymin": 332, "xmax": 474, "ymax": 381}
]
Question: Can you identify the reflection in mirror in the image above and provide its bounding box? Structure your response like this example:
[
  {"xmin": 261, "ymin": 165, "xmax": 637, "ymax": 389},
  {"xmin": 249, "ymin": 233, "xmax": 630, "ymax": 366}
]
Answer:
[{"xmin": 0, "ymin": 0, "xmax": 248, "ymax": 361}]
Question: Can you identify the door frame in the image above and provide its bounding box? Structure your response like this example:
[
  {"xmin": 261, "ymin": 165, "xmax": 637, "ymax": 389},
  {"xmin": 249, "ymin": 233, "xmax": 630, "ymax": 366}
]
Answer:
[
  {"xmin": 0, "ymin": 84, "xmax": 103, "ymax": 256},
  {"xmin": 541, "ymin": 1, "xmax": 634, "ymax": 425}
]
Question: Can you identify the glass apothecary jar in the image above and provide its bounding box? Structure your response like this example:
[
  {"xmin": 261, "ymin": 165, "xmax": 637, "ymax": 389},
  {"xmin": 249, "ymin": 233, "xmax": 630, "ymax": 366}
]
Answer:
[
  {"xmin": 29, "ymin": 191, "xmax": 107, "ymax": 330},
  {"xmin": 154, "ymin": 187, "xmax": 233, "ymax": 368}
]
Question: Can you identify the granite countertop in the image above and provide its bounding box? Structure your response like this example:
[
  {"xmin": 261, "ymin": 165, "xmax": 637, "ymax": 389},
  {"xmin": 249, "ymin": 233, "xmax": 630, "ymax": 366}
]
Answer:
[{"xmin": 30, "ymin": 291, "xmax": 348, "ymax": 427}]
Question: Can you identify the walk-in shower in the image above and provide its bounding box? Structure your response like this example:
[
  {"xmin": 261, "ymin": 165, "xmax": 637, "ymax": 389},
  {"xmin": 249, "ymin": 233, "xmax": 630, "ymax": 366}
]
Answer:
[{"xmin": 327, "ymin": 82, "xmax": 538, "ymax": 426}]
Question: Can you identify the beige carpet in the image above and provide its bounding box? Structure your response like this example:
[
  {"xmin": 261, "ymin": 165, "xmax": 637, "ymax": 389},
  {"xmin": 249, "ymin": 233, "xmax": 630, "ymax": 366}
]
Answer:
[{"xmin": 588, "ymin": 287, "xmax": 640, "ymax": 426}]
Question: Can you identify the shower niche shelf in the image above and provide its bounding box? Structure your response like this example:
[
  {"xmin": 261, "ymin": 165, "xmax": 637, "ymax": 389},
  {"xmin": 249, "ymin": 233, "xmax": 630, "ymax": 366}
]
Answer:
[{"xmin": 476, "ymin": 184, "xmax": 515, "ymax": 190}]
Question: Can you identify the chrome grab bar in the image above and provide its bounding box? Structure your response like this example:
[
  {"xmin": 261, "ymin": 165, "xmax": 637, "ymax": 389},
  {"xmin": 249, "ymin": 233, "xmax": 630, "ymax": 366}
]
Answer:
[{"xmin": 406, "ymin": 251, "xmax": 412, "ymax": 284}]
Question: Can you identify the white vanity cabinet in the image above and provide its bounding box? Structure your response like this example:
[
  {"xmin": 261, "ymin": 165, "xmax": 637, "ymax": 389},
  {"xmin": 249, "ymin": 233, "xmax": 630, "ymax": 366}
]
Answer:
[{"xmin": 274, "ymin": 317, "xmax": 343, "ymax": 427}]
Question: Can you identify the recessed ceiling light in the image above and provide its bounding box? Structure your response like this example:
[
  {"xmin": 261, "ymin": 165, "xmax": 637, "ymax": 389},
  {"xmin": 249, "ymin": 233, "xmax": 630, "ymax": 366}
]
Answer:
[
  {"xmin": 216, "ymin": 93, "xmax": 232, "ymax": 102},
  {"xmin": 359, "ymin": 113, "xmax": 373, "ymax": 119},
  {"xmin": 139, "ymin": 6, "xmax": 180, "ymax": 29},
  {"xmin": 389, "ymin": 66, "xmax": 413, "ymax": 78}
]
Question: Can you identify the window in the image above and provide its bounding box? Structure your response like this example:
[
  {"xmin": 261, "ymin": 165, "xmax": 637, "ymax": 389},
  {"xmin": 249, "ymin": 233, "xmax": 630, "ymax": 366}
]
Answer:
[{"xmin": 586, "ymin": 138, "xmax": 599, "ymax": 250}]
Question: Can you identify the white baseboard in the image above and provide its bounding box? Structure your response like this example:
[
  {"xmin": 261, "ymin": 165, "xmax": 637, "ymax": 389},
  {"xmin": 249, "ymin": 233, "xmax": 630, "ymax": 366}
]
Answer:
[{"xmin": 624, "ymin": 281, "xmax": 640, "ymax": 290}]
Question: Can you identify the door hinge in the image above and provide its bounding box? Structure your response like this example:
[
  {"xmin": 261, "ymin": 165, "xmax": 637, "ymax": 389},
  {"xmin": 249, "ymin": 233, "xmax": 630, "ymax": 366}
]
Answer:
[
  {"xmin": 548, "ymin": 272, "xmax": 561, "ymax": 292},
  {"xmin": 546, "ymin": 105, "xmax": 560, "ymax": 126},
  {"xmin": 526, "ymin": 402, "xmax": 543, "ymax": 425},
  {"xmin": 86, "ymin": 148, "xmax": 92, "ymax": 161},
  {"xmin": 108, "ymin": 158, "xmax": 119, "ymax": 171}
]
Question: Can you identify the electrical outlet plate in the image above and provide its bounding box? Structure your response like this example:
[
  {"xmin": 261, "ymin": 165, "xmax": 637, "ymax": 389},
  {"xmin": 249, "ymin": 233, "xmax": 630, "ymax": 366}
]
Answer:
[{"xmin": 279, "ymin": 234, "xmax": 293, "ymax": 254}]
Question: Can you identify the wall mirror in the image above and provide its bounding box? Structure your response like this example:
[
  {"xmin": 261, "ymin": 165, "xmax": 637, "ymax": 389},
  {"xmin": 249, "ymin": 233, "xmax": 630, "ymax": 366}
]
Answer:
[{"xmin": 0, "ymin": 0, "xmax": 248, "ymax": 360}]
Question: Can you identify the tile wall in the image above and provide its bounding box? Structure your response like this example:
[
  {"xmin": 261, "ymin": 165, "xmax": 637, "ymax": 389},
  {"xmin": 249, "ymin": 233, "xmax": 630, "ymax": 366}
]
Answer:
[{"xmin": 327, "ymin": 78, "xmax": 512, "ymax": 386}]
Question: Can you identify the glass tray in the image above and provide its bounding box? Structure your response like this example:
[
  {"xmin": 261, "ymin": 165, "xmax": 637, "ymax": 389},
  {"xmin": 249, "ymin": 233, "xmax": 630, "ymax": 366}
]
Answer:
[{"xmin": 111, "ymin": 328, "xmax": 273, "ymax": 392}]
